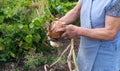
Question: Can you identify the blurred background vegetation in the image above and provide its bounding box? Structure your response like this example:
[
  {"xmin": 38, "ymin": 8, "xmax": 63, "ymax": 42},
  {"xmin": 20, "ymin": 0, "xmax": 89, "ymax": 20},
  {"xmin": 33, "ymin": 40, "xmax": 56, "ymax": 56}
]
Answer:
[{"xmin": 0, "ymin": 0, "xmax": 78, "ymax": 70}]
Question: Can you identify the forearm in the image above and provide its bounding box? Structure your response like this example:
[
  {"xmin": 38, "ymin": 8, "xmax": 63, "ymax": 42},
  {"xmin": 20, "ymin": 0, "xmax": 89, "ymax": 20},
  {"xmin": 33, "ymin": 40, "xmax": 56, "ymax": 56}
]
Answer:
[
  {"xmin": 59, "ymin": 9, "xmax": 80, "ymax": 24},
  {"xmin": 59, "ymin": 1, "xmax": 81, "ymax": 25},
  {"xmin": 77, "ymin": 27, "xmax": 117, "ymax": 40}
]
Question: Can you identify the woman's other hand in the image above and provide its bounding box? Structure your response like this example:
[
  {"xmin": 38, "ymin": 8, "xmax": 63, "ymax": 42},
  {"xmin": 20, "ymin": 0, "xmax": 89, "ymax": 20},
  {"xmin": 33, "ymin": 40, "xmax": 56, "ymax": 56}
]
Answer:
[{"xmin": 57, "ymin": 24, "xmax": 80, "ymax": 38}]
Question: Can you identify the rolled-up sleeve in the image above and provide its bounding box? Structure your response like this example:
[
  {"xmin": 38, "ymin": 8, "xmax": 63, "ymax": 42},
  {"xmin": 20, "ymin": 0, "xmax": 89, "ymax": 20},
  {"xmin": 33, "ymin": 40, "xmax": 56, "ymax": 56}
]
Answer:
[{"xmin": 106, "ymin": 0, "xmax": 120, "ymax": 17}]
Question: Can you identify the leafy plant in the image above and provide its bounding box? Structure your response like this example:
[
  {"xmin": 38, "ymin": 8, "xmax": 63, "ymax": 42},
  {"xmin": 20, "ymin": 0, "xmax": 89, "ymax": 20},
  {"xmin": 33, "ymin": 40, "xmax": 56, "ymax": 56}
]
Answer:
[
  {"xmin": 24, "ymin": 50, "xmax": 56, "ymax": 70},
  {"xmin": 0, "ymin": 0, "xmax": 54, "ymax": 63},
  {"xmin": 48, "ymin": 0, "xmax": 77, "ymax": 16},
  {"xmin": 0, "ymin": 0, "xmax": 77, "ymax": 70}
]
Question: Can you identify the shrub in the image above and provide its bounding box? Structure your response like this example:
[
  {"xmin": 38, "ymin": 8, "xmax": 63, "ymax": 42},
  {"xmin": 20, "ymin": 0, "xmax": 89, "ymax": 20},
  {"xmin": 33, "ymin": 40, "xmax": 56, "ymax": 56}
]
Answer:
[{"xmin": 0, "ymin": 0, "xmax": 54, "ymax": 63}]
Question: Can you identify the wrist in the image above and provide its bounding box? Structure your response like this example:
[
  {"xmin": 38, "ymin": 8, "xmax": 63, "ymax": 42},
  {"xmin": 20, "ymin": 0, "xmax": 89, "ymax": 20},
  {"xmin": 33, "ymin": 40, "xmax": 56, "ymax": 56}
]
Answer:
[
  {"xmin": 53, "ymin": 20, "xmax": 66, "ymax": 26},
  {"xmin": 58, "ymin": 19, "xmax": 68, "ymax": 25},
  {"xmin": 54, "ymin": 17, "xmax": 69, "ymax": 25},
  {"xmin": 76, "ymin": 27, "xmax": 84, "ymax": 36}
]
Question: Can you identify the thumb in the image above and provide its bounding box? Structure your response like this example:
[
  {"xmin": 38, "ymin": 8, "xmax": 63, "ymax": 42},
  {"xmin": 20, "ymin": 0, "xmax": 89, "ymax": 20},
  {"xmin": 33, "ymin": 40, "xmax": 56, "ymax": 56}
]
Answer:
[
  {"xmin": 61, "ymin": 32, "xmax": 67, "ymax": 37},
  {"xmin": 56, "ymin": 28, "xmax": 65, "ymax": 32}
]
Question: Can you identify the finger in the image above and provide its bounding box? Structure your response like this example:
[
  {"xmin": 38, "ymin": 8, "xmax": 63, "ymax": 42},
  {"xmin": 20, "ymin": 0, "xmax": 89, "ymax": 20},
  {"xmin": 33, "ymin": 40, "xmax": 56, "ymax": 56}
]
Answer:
[
  {"xmin": 61, "ymin": 24, "xmax": 67, "ymax": 27},
  {"xmin": 56, "ymin": 28, "xmax": 65, "ymax": 32},
  {"xmin": 61, "ymin": 21, "xmax": 66, "ymax": 25},
  {"xmin": 61, "ymin": 32, "xmax": 67, "ymax": 37}
]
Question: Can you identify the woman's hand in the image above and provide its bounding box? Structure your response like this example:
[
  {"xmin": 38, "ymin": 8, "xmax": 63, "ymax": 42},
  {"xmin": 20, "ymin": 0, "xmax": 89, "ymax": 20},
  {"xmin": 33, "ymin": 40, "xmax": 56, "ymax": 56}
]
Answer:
[
  {"xmin": 51, "ymin": 21, "xmax": 66, "ymax": 31},
  {"xmin": 47, "ymin": 21, "xmax": 66, "ymax": 39},
  {"xmin": 57, "ymin": 24, "xmax": 80, "ymax": 38}
]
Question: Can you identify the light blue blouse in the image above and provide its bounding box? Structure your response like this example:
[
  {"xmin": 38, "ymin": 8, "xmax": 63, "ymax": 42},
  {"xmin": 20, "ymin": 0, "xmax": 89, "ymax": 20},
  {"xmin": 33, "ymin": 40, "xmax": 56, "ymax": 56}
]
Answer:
[{"xmin": 77, "ymin": 0, "xmax": 120, "ymax": 71}]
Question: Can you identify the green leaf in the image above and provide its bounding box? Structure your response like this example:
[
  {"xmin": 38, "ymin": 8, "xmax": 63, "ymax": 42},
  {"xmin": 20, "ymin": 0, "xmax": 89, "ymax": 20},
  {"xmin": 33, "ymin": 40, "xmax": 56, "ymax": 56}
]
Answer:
[
  {"xmin": 0, "ymin": 46, "xmax": 4, "ymax": 51},
  {"xmin": 0, "ymin": 54, "xmax": 7, "ymax": 62},
  {"xmin": 33, "ymin": 34, "xmax": 41, "ymax": 43},
  {"xmin": 9, "ymin": 51, "xmax": 16, "ymax": 58},
  {"xmin": 29, "ymin": 23, "xmax": 34, "ymax": 29},
  {"xmin": 31, "ymin": 18, "xmax": 41, "ymax": 29},
  {"xmin": 7, "ymin": 25, "xmax": 13, "ymax": 32},
  {"xmin": 56, "ymin": 5, "xmax": 63, "ymax": 14},
  {"xmin": 18, "ymin": 24, "xmax": 23, "ymax": 29},
  {"xmin": 25, "ymin": 34, "xmax": 32, "ymax": 43},
  {"xmin": 0, "ymin": 38, "xmax": 4, "ymax": 42},
  {"xmin": 22, "ymin": 25, "xmax": 29, "ymax": 33},
  {"xmin": 15, "ymin": 68, "xmax": 19, "ymax": 71},
  {"xmin": 0, "ymin": 16, "xmax": 4, "ymax": 23}
]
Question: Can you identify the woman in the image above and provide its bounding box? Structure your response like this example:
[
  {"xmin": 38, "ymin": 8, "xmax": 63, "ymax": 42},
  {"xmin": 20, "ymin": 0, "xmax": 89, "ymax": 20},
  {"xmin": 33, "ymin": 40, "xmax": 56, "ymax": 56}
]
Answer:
[{"xmin": 54, "ymin": 0, "xmax": 120, "ymax": 71}]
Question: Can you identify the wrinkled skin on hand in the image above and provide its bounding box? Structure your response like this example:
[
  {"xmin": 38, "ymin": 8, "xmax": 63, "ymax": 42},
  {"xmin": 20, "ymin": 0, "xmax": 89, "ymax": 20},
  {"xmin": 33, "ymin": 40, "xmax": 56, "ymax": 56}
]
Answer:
[
  {"xmin": 47, "ymin": 21, "xmax": 66, "ymax": 39},
  {"xmin": 59, "ymin": 24, "xmax": 79, "ymax": 38}
]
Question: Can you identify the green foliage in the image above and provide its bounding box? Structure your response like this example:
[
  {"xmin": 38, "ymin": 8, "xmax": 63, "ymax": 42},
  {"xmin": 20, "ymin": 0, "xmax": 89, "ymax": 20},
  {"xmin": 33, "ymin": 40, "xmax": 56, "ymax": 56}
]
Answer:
[
  {"xmin": 0, "ymin": 0, "xmax": 77, "ymax": 70},
  {"xmin": 24, "ymin": 50, "xmax": 56, "ymax": 70},
  {"xmin": 48, "ymin": 0, "xmax": 77, "ymax": 16},
  {"xmin": 0, "ymin": 0, "xmax": 54, "ymax": 63}
]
